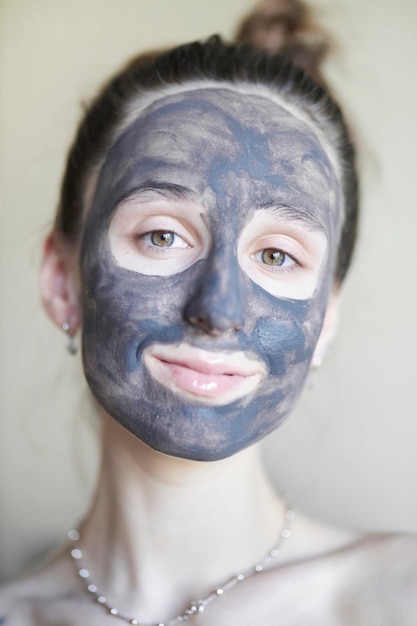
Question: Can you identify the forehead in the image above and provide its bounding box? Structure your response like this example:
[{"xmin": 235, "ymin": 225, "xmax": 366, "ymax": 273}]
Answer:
[
  {"xmin": 92, "ymin": 86, "xmax": 342, "ymax": 236},
  {"xmin": 112, "ymin": 87, "xmax": 337, "ymax": 174}
]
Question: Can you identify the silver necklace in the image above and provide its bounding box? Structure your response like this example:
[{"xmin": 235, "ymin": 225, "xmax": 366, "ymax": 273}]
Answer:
[{"xmin": 68, "ymin": 501, "xmax": 295, "ymax": 625}]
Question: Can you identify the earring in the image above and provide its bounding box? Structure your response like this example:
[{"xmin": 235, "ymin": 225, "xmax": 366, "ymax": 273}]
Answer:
[
  {"xmin": 62, "ymin": 321, "xmax": 78, "ymax": 355},
  {"xmin": 311, "ymin": 354, "xmax": 323, "ymax": 369},
  {"xmin": 307, "ymin": 351, "xmax": 327, "ymax": 389}
]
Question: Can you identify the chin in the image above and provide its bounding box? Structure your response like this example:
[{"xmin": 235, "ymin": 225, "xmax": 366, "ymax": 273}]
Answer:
[{"xmin": 115, "ymin": 409, "xmax": 291, "ymax": 463}]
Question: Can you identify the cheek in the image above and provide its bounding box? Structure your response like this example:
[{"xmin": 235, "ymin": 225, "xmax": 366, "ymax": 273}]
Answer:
[
  {"xmin": 255, "ymin": 317, "xmax": 308, "ymax": 377},
  {"xmin": 81, "ymin": 254, "xmax": 204, "ymax": 365},
  {"xmin": 247, "ymin": 281, "xmax": 324, "ymax": 370}
]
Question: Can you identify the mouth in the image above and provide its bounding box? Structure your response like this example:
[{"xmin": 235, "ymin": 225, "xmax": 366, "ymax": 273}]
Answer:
[{"xmin": 143, "ymin": 343, "xmax": 265, "ymax": 405}]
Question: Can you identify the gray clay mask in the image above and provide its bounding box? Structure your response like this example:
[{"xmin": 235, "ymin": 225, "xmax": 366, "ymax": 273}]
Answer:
[{"xmin": 80, "ymin": 88, "xmax": 342, "ymax": 461}]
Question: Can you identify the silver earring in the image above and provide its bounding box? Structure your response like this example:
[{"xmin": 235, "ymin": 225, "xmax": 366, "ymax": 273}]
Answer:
[
  {"xmin": 307, "ymin": 353, "xmax": 324, "ymax": 389},
  {"xmin": 62, "ymin": 321, "xmax": 78, "ymax": 355},
  {"xmin": 311, "ymin": 354, "xmax": 323, "ymax": 369}
]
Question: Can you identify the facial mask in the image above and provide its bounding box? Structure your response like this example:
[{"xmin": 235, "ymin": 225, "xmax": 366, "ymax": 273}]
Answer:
[{"xmin": 80, "ymin": 88, "xmax": 342, "ymax": 461}]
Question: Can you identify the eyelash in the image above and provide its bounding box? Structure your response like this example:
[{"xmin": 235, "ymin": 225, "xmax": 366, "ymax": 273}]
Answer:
[
  {"xmin": 252, "ymin": 248, "xmax": 300, "ymax": 273},
  {"xmin": 134, "ymin": 230, "xmax": 189, "ymax": 251},
  {"xmin": 133, "ymin": 230, "xmax": 302, "ymax": 274}
]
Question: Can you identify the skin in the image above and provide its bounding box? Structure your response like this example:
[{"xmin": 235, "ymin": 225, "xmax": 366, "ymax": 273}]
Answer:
[
  {"xmin": 1, "ymin": 85, "xmax": 416, "ymax": 626},
  {"xmin": 80, "ymin": 87, "xmax": 342, "ymax": 461}
]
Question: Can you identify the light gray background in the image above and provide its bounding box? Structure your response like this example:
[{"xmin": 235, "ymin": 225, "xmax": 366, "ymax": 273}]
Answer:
[{"xmin": 1, "ymin": 0, "xmax": 416, "ymax": 583}]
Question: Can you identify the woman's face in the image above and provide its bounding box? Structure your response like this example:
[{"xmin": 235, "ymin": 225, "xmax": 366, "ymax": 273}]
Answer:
[{"xmin": 80, "ymin": 87, "xmax": 342, "ymax": 461}]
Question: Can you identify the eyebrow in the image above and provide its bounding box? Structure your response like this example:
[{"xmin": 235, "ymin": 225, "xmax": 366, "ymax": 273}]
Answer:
[
  {"xmin": 117, "ymin": 181, "xmax": 196, "ymax": 206},
  {"xmin": 115, "ymin": 183, "xmax": 326, "ymax": 233},
  {"xmin": 257, "ymin": 203, "xmax": 326, "ymax": 233}
]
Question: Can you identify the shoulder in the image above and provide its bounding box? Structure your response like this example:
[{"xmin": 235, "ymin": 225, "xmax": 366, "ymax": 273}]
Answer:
[
  {"xmin": 0, "ymin": 554, "xmax": 91, "ymax": 626},
  {"xmin": 341, "ymin": 532, "xmax": 417, "ymax": 584},
  {"xmin": 0, "ymin": 575, "xmax": 45, "ymax": 625},
  {"xmin": 334, "ymin": 533, "xmax": 417, "ymax": 624},
  {"xmin": 0, "ymin": 573, "xmax": 43, "ymax": 614},
  {"xmin": 267, "ymin": 514, "xmax": 417, "ymax": 625}
]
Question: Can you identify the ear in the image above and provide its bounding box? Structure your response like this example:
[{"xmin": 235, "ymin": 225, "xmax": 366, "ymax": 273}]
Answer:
[
  {"xmin": 311, "ymin": 289, "xmax": 340, "ymax": 368},
  {"xmin": 40, "ymin": 231, "xmax": 82, "ymax": 334}
]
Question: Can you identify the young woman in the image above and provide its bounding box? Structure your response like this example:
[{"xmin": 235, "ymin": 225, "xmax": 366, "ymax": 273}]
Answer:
[{"xmin": 1, "ymin": 0, "xmax": 416, "ymax": 623}]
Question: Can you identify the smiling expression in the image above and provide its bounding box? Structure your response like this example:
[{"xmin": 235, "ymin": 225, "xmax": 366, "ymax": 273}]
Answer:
[{"xmin": 80, "ymin": 86, "xmax": 342, "ymax": 461}]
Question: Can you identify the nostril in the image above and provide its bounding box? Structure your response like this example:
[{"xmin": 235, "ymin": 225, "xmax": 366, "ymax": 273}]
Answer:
[
  {"xmin": 184, "ymin": 267, "xmax": 246, "ymax": 336},
  {"xmin": 189, "ymin": 316, "xmax": 222, "ymax": 336},
  {"xmin": 188, "ymin": 316, "xmax": 242, "ymax": 336}
]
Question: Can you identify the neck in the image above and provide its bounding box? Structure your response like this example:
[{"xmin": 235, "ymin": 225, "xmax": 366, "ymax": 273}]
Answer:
[{"xmin": 78, "ymin": 411, "xmax": 285, "ymax": 620}]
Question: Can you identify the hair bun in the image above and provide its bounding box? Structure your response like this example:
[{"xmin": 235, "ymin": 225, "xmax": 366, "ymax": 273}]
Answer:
[{"xmin": 234, "ymin": 0, "xmax": 331, "ymax": 83}]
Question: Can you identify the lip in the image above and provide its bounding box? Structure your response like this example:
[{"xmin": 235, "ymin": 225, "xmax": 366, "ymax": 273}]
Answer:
[{"xmin": 143, "ymin": 343, "xmax": 265, "ymax": 405}]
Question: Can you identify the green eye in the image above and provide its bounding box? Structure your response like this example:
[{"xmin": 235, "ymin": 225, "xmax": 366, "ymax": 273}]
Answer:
[
  {"xmin": 151, "ymin": 231, "xmax": 175, "ymax": 247},
  {"xmin": 261, "ymin": 248, "xmax": 286, "ymax": 266}
]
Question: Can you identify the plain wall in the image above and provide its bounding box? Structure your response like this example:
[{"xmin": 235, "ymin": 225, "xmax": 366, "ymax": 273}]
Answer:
[{"xmin": 1, "ymin": 0, "xmax": 416, "ymax": 583}]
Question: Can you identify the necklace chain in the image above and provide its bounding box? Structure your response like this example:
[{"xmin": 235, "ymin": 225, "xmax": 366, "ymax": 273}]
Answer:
[{"xmin": 68, "ymin": 501, "xmax": 295, "ymax": 625}]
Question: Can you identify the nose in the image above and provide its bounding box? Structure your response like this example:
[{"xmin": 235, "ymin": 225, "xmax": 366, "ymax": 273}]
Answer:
[{"xmin": 184, "ymin": 250, "xmax": 245, "ymax": 336}]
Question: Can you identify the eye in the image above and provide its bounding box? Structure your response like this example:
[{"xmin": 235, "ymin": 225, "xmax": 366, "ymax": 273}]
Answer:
[
  {"xmin": 141, "ymin": 230, "xmax": 189, "ymax": 249},
  {"xmin": 252, "ymin": 248, "xmax": 296, "ymax": 269},
  {"xmin": 237, "ymin": 210, "xmax": 328, "ymax": 299},
  {"xmin": 109, "ymin": 198, "xmax": 210, "ymax": 276}
]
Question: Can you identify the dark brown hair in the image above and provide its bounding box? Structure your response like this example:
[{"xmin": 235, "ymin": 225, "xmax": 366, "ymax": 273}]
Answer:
[{"xmin": 55, "ymin": 0, "xmax": 358, "ymax": 284}]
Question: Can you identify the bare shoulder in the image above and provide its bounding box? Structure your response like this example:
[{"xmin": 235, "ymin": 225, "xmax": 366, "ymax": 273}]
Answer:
[
  {"xmin": 0, "ymin": 553, "xmax": 91, "ymax": 626},
  {"xmin": 0, "ymin": 569, "xmax": 49, "ymax": 618},
  {"xmin": 334, "ymin": 532, "xmax": 417, "ymax": 624},
  {"xmin": 266, "ymin": 513, "xmax": 417, "ymax": 625},
  {"xmin": 349, "ymin": 532, "xmax": 417, "ymax": 586}
]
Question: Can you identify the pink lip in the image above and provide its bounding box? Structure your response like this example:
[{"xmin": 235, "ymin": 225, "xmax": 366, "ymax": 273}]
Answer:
[{"xmin": 143, "ymin": 344, "xmax": 265, "ymax": 405}]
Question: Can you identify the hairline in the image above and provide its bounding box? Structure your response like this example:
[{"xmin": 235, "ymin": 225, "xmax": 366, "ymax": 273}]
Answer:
[{"xmin": 82, "ymin": 80, "xmax": 343, "ymax": 234}]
